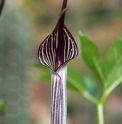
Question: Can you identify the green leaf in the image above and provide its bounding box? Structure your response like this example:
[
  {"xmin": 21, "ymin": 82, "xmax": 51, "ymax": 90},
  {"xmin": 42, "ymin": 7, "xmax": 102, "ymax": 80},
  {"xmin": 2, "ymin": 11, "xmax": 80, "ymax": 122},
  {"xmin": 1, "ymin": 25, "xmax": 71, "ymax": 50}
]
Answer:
[
  {"xmin": 104, "ymin": 64, "xmax": 122, "ymax": 97},
  {"xmin": 84, "ymin": 76, "xmax": 99, "ymax": 97},
  {"xmin": 79, "ymin": 31, "xmax": 104, "ymax": 82},
  {"xmin": 32, "ymin": 63, "xmax": 50, "ymax": 73},
  {"xmin": 67, "ymin": 81, "xmax": 80, "ymax": 92},
  {"xmin": 38, "ymin": 74, "xmax": 51, "ymax": 83},
  {"xmin": 108, "ymin": 64, "xmax": 122, "ymax": 86},
  {"xmin": 102, "ymin": 37, "xmax": 122, "ymax": 99},
  {"xmin": 103, "ymin": 37, "xmax": 122, "ymax": 79},
  {"xmin": 67, "ymin": 66, "xmax": 87, "ymax": 93},
  {"xmin": 0, "ymin": 100, "xmax": 6, "ymax": 115},
  {"xmin": 33, "ymin": 63, "xmax": 51, "ymax": 83},
  {"xmin": 110, "ymin": 64, "xmax": 122, "ymax": 84}
]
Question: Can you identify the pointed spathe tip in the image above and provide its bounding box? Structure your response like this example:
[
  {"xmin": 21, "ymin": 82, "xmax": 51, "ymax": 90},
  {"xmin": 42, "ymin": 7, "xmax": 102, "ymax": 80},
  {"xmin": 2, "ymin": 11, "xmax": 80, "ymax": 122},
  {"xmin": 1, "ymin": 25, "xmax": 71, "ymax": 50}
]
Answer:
[{"xmin": 78, "ymin": 30, "xmax": 84, "ymax": 37}]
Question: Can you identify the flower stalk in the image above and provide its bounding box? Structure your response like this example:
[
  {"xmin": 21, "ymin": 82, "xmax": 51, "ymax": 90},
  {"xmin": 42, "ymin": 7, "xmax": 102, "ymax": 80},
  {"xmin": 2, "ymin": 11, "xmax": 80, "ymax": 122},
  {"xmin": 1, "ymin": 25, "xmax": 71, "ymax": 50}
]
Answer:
[
  {"xmin": 51, "ymin": 66, "xmax": 67, "ymax": 124},
  {"xmin": 97, "ymin": 103, "xmax": 104, "ymax": 124},
  {"xmin": 38, "ymin": 0, "xmax": 78, "ymax": 124}
]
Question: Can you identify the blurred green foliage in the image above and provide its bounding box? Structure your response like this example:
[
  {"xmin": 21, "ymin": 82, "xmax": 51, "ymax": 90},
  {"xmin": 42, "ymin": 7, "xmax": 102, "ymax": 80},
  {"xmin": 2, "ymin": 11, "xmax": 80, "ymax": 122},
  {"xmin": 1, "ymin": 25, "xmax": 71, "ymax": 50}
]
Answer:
[{"xmin": 0, "ymin": 100, "xmax": 5, "ymax": 115}]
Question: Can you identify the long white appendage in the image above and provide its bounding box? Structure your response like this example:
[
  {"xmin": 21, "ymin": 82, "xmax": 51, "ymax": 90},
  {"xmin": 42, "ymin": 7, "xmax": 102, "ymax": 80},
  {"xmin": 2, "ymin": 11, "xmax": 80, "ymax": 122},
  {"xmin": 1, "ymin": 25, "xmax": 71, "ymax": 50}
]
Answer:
[{"xmin": 51, "ymin": 66, "xmax": 67, "ymax": 124}]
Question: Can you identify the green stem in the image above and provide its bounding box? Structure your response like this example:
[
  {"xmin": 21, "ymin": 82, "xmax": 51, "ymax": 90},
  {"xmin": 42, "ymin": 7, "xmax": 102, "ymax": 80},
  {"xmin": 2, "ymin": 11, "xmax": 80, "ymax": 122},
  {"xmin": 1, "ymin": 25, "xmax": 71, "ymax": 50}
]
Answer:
[
  {"xmin": 97, "ymin": 103, "xmax": 104, "ymax": 124},
  {"xmin": 82, "ymin": 92, "xmax": 99, "ymax": 105}
]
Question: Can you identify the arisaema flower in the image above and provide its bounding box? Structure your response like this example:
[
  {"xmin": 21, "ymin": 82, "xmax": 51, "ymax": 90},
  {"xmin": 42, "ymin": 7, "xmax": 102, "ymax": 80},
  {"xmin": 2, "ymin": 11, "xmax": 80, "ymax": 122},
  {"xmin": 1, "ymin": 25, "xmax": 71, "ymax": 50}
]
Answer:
[
  {"xmin": 38, "ymin": 0, "xmax": 78, "ymax": 124},
  {"xmin": 0, "ymin": 0, "xmax": 4, "ymax": 15}
]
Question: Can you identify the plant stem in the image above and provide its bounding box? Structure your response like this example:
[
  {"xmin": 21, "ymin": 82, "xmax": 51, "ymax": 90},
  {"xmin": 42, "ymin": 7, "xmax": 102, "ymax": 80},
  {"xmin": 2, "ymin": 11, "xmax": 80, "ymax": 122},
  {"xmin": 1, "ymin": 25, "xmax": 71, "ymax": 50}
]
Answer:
[
  {"xmin": 82, "ymin": 92, "xmax": 99, "ymax": 105},
  {"xmin": 51, "ymin": 66, "xmax": 67, "ymax": 124},
  {"xmin": 97, "ymin": 103, "xmax": 104, "ymax": 124}
]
